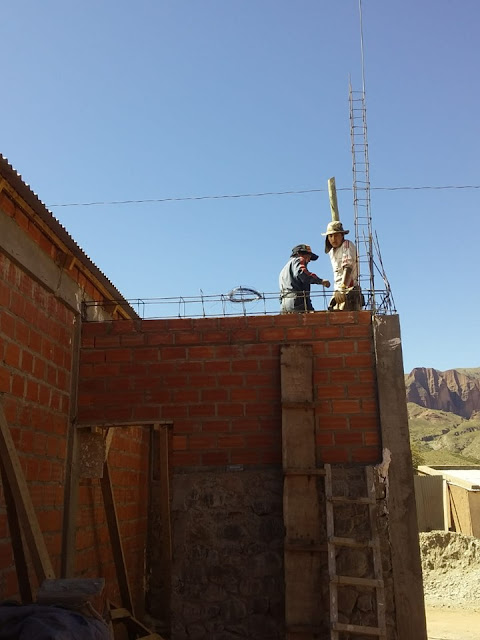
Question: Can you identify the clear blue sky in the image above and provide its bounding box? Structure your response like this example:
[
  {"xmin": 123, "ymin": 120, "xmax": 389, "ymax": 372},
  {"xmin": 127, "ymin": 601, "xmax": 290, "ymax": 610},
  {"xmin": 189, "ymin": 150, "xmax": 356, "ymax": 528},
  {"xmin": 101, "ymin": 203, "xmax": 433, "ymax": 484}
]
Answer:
[{"xmin": 1, "ymin": 0, "xmax": 478, "ymax": 374}]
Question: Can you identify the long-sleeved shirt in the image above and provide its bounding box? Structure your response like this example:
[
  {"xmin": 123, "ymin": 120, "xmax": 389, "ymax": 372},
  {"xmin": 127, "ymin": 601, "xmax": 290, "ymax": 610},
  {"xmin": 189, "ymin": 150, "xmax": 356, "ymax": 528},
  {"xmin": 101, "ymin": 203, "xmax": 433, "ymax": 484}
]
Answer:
[
  {"xmin": 328, "ymin": 240, "xmax": 358, "ymax": 290},
  {"xmin": 279, "ymin": 256, "xmax": 323, "ymax": 312}
]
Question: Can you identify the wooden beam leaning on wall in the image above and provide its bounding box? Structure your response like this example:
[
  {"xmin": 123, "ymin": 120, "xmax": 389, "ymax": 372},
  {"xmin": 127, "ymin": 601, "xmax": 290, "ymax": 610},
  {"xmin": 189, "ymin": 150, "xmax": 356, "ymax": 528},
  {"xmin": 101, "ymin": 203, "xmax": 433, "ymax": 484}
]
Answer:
[{"xmin": 0, "ymin": 401, "xmax": 56, "ymax": 590}]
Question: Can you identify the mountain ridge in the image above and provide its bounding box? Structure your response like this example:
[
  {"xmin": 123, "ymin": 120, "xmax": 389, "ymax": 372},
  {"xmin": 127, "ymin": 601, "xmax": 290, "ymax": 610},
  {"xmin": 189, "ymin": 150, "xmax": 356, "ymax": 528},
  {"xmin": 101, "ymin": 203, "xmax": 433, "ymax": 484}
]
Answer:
[{"xmin": 405, "ymin": 367, "xmax": 480, "ymax": 419}]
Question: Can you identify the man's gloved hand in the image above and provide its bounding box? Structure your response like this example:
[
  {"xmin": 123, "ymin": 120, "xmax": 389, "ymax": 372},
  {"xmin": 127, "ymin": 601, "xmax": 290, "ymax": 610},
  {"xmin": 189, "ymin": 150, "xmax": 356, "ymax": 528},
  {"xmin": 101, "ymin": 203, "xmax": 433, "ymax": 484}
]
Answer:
[
  {"xmin": 334, "ymin": 290, "xmax": 346, "ymax": 304},
  {"xmin": 322, "ymin": 279, "xmax": 331, "ymax": 288}
]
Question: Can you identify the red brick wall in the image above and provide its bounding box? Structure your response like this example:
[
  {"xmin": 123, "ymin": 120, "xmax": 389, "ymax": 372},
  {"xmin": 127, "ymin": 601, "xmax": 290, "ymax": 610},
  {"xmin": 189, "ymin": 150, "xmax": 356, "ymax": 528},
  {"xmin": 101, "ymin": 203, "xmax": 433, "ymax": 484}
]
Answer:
[
  {"xmin": 78, "ymin": 311, "xmax": 381, "ymax": 468},
  {"xmin": 0, "ymin": 252, "xmax": 74, "ymax": 595},
  {"xmin": 0, "ymin": 251, "xmax": 149, "ymax": 606}
]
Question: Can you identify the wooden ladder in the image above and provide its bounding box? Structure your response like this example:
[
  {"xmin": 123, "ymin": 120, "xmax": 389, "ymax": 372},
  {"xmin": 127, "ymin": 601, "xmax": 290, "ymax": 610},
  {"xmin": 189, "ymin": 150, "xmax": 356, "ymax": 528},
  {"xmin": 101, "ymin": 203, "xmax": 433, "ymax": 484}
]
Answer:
[{"xmin": 325, "ymin": 464, "xmax": 387, "ymax": 639}]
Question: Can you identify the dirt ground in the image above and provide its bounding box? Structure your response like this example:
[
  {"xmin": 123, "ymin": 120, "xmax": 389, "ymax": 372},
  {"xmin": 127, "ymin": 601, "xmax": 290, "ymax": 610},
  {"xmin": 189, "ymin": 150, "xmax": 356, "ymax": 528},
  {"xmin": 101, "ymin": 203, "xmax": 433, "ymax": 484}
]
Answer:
[{"xmin": 420, "ymin": 531, "xmax": 480, "ymax": 640}]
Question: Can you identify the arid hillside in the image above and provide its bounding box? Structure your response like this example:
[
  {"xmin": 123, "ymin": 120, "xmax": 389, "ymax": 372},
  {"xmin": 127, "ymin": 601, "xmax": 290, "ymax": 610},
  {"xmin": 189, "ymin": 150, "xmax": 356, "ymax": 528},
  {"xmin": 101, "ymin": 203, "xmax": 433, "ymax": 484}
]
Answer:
[{"xmin": 406, "ymin": 368, "xmax": 480, "ymax": 465}]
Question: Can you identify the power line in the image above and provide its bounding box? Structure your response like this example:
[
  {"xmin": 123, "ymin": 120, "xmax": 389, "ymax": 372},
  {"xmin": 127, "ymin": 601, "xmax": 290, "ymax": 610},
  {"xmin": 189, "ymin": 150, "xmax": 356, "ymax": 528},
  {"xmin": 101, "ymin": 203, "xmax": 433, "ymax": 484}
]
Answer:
[{"xmin": 47, "ymin": 184, "xmax": 480, "ymax": 209}]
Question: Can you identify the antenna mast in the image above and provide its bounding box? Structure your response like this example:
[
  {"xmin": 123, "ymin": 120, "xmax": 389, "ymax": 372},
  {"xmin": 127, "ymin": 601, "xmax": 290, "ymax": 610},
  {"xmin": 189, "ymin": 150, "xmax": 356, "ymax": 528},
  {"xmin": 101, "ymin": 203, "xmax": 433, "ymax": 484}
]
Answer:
[{"xmin": 350, "ymin": 0, "xmax": 394, "ymax": 314}]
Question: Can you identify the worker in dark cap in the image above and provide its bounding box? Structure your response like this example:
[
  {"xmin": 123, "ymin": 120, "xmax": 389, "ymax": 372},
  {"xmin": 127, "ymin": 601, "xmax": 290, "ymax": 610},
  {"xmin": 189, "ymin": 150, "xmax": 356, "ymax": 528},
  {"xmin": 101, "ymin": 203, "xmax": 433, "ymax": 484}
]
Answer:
[{"xmin": 279, "ymin": 244, "xmax": 330, "ymax": 313}]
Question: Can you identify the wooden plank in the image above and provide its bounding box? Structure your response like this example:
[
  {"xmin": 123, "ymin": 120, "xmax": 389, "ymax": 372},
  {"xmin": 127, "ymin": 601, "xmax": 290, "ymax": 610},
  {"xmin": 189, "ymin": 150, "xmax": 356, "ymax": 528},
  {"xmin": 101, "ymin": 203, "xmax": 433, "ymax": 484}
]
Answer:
[
  {"xmin": 0, "ymin": 460, "xmax": 32, "ymax": 603},
  {"xmin": 101, "ymin": 459, "xmax": 134, "ymax": 615},
  {"xmin": 0, "ymin": 402, "xmax": 55, "ymax": 582},
  {"xmin": 153, "ymin": 422, "xmax": 172, "ymax": 629},
  {"xmin": 373, "ymin": 315, "xmax": 428, "ymax": 640},
  {"xmin": 61, "ymin": 314, "xmax": 81, "ymax": 578},
  {"xmin": 413, "ymin": 474, "xmax": 444, "ymax": 532},
  {"xmin": 281, "ymin": 345, "xmax": 324, "ymax": 634},
  {"xmin": 333, "ymin": 622, "xmax": 383, "ymax": 636},
  {"xmin": 37, "ymin": 577, "xmax": 105, "ymax": 606}
]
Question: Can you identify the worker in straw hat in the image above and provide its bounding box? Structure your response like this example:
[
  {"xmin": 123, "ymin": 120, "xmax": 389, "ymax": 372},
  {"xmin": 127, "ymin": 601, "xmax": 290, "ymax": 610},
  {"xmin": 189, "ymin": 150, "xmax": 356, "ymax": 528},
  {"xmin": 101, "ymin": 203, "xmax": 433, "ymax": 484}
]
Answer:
[
  {"xmin": 321, "ymin": 221, "xmax": 364, "ymax": 311},
  {"xmin": 279, "ymin": 243, "xmax": 330, "ymax": 313}
]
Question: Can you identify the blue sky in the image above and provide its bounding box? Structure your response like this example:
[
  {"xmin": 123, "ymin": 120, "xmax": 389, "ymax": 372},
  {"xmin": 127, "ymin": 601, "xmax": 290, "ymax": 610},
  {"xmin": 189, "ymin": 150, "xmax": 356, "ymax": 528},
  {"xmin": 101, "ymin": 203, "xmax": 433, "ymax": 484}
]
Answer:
[{"xmin": 1, "ymin": 0, "xmax": 478, "ymax": 374}]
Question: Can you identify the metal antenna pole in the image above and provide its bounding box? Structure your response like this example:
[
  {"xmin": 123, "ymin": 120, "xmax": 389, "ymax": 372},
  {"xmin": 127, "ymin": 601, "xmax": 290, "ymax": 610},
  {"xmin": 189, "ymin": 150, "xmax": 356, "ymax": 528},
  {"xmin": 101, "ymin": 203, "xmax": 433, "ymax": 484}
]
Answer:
[{"xmin": 350, "ymin": 0, "xmax": 375, "ymax": 311}]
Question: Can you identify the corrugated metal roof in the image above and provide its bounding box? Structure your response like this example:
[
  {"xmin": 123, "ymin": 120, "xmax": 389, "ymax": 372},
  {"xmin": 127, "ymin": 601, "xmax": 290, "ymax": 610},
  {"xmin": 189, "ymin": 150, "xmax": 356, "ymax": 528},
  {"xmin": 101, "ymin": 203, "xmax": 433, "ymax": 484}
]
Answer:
[{"xmin": 0, "ymin": 154, "xmax": 139, "ymax": 319}]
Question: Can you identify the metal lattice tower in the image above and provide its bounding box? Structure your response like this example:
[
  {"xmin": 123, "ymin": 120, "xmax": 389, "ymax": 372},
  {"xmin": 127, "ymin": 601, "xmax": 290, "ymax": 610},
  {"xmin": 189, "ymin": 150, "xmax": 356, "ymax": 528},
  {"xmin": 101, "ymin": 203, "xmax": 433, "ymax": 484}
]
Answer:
[{"xmin": 349, "ymin": 0, "xmax": 395, "ymax": 314}]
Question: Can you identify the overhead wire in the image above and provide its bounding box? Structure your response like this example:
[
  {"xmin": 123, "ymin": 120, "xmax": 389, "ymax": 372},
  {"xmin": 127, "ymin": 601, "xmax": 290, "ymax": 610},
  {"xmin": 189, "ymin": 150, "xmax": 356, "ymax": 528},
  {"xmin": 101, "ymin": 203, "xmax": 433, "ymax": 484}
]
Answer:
[{"xmin": 47, "ymin": 184, "xmax": 480, "ymax": 209}]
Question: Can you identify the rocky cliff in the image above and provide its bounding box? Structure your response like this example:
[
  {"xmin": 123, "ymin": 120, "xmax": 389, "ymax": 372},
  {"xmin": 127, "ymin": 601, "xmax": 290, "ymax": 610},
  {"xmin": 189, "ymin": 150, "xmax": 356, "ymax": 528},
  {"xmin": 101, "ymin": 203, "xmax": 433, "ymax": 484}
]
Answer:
[{"xmin": 405, "ymin": 368, "xmax": 480, "ymax": 419}]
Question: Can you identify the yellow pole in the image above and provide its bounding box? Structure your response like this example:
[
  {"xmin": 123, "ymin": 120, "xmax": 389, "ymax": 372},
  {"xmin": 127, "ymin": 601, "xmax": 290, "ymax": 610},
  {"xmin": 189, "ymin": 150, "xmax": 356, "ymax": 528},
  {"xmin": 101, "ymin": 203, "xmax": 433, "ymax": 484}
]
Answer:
[{"xmin": 328, "ymin": 177, "xmax": 340, "ymax": 222}]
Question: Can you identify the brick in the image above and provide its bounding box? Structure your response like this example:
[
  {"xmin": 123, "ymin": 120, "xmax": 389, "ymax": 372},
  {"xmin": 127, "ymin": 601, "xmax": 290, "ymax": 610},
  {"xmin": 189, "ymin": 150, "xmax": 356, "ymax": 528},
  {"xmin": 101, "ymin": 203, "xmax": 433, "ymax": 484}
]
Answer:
[
  {"xmin": 201, "ymin": 389, "xmax": 229, "ymax": 402},
  {"xmin": 243, "ymin": 344, "xmax": 273, "ymax": 358},
  {"xmin": 134, "ymin": 348, "xmax": 160, "ymax": 362},
  {"xmin": 364, "ymin": 430, "xmax": 381, "ymax": 446},
  {"xmin": 245, "ymin": 433, "xmax": 276, "ymax": 448},
  {"xmin": 11, "ymin": 374, "xmax": 25, "ymax": 396},
  {"xmin": 317, "ymin": 415, "xmax": 348, "ymax": 430},
  {"xmin": 173, "ymin": 389, "xmax": 200, "ymax": 403},
  {"xmin": 82, "ymin": 323, "xmax": 111, "ymax": 338},
  {"xmin": 285, "ymin": 327, "xmax": 314, "ymax": 340},
  {"xmin": 316, "ymin": 384, "xmax": 346, "ymax": 399},
  {"xmin": 329, "ymin": 312, "xmax": 356, "ymax": 325},
  {"xmin": 331, "ymin": 369, "xmax": 358, "ymax": 383},
  {"xmin": 357, "ymin": 311, "xmax": 372, "ymax": 324},
  {"xmin": 316, "ymin": 432, "xmax": 334, "ymax": 446},
  {"xmin": 351, "ymin": 447, "xmax": 381, "ymax": 463},
  {"xmin": 95, "ymin": 336, "xmax": 122, "ymax": 348},
  {"xmin": 189, "ymin": 375, "xmax": 216, "ymax": 387},
  {"xmin": 315, "ymin": 356, "xmax": 344, "ymax": 370},
  {"xmin": 258, "ymin": 328, "xmax": 285, "ymax": 342},
  {"xmin": 347, "ymin": 383, "xmax": 376, "ymax": 398},
  {"xmin": 189, "ymin": 404, "xmax": 216, "ymax": 417},
  {"xmin": 230, "ymin": 328, "xmax": 258, "ymax": 342},
  {"xmin": 350, "ymin": 413, "xmax": 379, "ymax": 430},
  {"xmin": 201, "ymin": 330, "xmax": 229, "ymax": 343},
  {"xmin": 361, "ymin": 399, "xmax": 378, "ymax": 413},
  {"xmin": 217, "ymin": 404, "xmax": 244, "ymax": 417},
  {"xmin": 5, "ymin": 342, "xmax": 20, "ymax": 367},
  {"xmin": 334, "ymin": 432, "xmax": 363, "ymax": 445},
  {"xmin": 159, "ymin": 346, "xmax": 187, "ymax": 360},
  {"xmin": 357, "ymin": 339, "xmax": 374, "ymax": 353},
  {"xmin": 231, "ymin": 360, "xmax": 258, "ymax": 373},
  {"xmin": 189, "ymin": 435, "xmax": 217, "ymax": 450},
  {"xmin": 146, "ymin": 332, "xmax": 173, "ymax": 346},
  {"xmin": 202, "ymin": 421, "xmax": 230, "ymax": 433},
  {"xmin": 327, "ymin": 340, "xmax": 356, "ymax": 354},
  {"xmin": 343, "ymin": 324, "xmax": 371, "ymax": 338},
  {"xmin": 0, "ymin": 368, "xmax": 9, "ymax": 393},
  {"xmin": 121, "ymin": 334, "xmax": 146, "ymax": 346},
  {"xmin": 332, "ymin": 399, "xmax": 361, "ymax": 413},
  {"xmin": 230, "ymin": 388, "xmax": 258, "ymax": 402},
  {"xmin": 217, "ymin": 374, "xmax": 242, "ymax": 386},
  {"xmin": 0, "ymin": 312, "xmax": 15, "ymax": 339},
  {"xmin": 345, "ymin": 354, "xmax": 374, "ymax": 368},
  {"xmin": 204, "ymin": 360, "xmax": 229, "ymax": 373},
  {"xmin": 215, "ymin": 345, "xmax": 243, "ymax": 359},
  {"xmin": 175, "ymin": 331, "xmax": 202, "ymax": 345},
  {"xmin": 110, "ymin": 320, "xmax": 137, "ymax": 334}
]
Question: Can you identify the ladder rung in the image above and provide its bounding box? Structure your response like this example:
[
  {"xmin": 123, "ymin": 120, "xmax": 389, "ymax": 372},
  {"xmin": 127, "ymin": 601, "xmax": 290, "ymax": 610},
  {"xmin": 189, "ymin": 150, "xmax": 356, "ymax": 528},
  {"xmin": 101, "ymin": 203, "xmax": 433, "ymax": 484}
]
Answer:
[
  {"xmin": 334, "ymin": 575, "xmax": 384, "ymax": 588},
  {"xmin": 329, "ymin": 496, "xmax": 375, "ymax": 505},
  {"xmin": 284, "ymin": 467, "xmax": 326, "ymax": 476},
  {"xmin": 333, "ymin": 622, "xmax": 384, "ymax": 636},
  {"xmin": 329, "ymin": 536, "xmax": 374, "ymax": 548}
]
